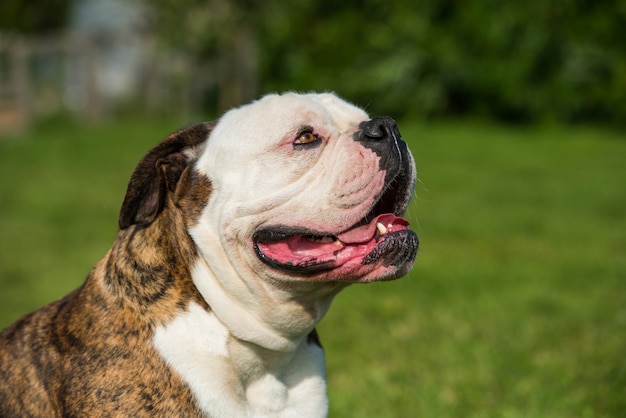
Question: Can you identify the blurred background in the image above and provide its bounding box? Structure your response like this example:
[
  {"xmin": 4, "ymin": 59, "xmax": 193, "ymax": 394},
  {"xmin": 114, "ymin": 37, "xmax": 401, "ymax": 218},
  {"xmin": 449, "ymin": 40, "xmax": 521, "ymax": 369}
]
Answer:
[
  {"xmin": 1, "ymin": 1, "xmax": 625, "ymax": 417},
  {"xmin": 1, "ymin": 0, "xmax": 625, "ymax": 129}
]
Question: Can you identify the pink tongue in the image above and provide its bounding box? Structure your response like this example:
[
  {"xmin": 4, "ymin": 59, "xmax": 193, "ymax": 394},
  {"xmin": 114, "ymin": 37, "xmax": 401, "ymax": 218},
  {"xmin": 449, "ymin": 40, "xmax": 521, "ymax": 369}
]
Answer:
[{"xmin": 336, "ymin": 214, "xmax": 408, "ymax": 244}]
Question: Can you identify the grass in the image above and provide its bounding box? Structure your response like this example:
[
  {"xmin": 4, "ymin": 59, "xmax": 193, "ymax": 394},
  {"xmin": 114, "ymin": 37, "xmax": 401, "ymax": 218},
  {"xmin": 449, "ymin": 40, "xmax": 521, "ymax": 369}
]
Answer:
[{"xmin": 1, "ymin": 118, "xmax": 625, "ymax": 417}]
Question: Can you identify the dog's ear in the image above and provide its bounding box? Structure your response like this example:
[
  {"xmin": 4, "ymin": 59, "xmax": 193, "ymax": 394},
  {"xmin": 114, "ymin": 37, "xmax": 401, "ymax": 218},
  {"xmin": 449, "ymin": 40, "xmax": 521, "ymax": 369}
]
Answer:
[{"xmin": 119, "ymin": 122, "xmax": 216, "ymax": 229}]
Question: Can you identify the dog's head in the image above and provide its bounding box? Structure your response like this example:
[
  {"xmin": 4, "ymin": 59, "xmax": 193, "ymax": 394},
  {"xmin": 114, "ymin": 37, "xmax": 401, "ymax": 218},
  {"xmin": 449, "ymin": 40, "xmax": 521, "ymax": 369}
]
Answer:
[{"xmin": 119, "ymin": 93, "xmax": 418, "ymax": 340}]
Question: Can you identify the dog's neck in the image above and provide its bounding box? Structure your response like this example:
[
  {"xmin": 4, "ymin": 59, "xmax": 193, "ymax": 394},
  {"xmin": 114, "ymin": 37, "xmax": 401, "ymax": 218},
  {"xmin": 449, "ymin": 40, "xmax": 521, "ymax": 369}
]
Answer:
[
  {"xmin": 100, "ymin": 203, "xmax": 206, "ymax": 326},
  {"xmin": 190, "ymin": 246, "xmax": 339, "ymax": 352}
]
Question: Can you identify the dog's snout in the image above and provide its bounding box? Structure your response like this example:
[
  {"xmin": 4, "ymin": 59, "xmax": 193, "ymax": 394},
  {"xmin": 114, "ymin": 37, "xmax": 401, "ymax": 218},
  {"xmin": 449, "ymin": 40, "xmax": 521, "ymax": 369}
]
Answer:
[
  {"xmin": 358, "ymin": 116, "xmax": 400, "ymax": 143},
  {"xmin": 354, "ymin": 115, "xmax": 411, "ymax": 178}
]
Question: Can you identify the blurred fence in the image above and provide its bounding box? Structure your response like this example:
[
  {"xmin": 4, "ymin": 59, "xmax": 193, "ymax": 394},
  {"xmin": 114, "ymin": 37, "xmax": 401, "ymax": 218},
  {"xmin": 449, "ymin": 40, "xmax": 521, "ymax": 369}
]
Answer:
[{"xmin": 0, "ymin": 31, "xmax": 225, "ymax": 134}]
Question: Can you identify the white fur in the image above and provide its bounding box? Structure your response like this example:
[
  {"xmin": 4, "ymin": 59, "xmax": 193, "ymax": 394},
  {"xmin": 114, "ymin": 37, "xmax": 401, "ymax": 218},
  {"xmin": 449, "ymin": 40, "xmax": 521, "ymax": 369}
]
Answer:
[
  {"xmin": 195, "ymin": 93, "xmax": 378, "ymax": 236},
  {"xmin": 153, "ymin": 301, "xmax": 328, "ymax": 418},
  {"xmin": 186, "ymin": 93, "xmax": 372, "ymax": 356}
]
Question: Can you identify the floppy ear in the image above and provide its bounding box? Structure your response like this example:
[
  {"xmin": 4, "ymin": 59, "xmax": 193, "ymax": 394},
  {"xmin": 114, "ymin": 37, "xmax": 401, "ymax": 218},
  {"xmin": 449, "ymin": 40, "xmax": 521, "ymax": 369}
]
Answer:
[{"xmin": 118, "ymin": 122, "xmax": 216, "ymax": 229}]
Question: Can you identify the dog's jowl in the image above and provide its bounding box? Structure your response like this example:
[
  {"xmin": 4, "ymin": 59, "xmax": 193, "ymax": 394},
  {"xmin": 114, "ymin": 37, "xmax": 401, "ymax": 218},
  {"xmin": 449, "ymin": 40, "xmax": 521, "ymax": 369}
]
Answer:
[{"xmin": 0, "ymin": 93, "xmax": 418, "ymax": 417}]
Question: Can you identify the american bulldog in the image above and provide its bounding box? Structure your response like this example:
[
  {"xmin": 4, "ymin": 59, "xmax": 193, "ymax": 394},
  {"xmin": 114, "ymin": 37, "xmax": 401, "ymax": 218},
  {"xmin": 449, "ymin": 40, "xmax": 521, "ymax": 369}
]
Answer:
[{"xmin": 0, "ymin": 92, "xmax": 418, "ymax": 417}]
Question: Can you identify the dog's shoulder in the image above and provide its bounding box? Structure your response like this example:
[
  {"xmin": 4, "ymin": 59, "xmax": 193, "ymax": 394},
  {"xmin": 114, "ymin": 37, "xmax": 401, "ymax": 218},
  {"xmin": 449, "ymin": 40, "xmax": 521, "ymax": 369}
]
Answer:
[
  {"xmin": 0, "ymin": 283, "xmax": 203, "ymax": 416},
  {"xmin": 0, "ymin": 291, "xmax": 77, "ymax": 415}
]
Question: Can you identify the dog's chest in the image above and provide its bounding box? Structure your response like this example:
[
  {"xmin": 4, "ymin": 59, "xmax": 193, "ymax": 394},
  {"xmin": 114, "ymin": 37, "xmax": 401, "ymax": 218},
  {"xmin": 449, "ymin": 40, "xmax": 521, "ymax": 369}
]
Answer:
[{"xmin": 152, "ymin": 302, "xmax": 328, "ymax": 417}]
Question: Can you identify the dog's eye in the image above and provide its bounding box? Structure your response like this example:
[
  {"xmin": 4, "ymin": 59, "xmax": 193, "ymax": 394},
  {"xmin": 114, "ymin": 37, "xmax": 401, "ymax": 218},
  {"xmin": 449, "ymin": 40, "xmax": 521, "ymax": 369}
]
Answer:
[{"xmin": 295, "ymin": 132, "xmax": 319, "ymax": 145}]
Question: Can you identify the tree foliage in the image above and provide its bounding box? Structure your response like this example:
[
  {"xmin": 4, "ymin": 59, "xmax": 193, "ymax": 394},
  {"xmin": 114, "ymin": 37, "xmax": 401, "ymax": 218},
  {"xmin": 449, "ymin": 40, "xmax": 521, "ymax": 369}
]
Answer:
[
  {"xmin": 253, "ymin": 0, "xmax": 626, "ymax": 123},
  {"xmin": 144, "ymin": 0, "xmax": 626, "ymax": 123},
  {"xmin": 0, "ymin": 0, "xmax": 73, "ymax": 33},
  {"xmin": 8, "ymin": 0, "xmax": 623, "ymax": 124}
]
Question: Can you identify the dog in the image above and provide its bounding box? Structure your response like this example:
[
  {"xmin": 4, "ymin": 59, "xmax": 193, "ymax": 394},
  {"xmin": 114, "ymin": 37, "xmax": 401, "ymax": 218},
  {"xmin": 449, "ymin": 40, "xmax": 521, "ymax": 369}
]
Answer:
[{"xmin": 0, "ymin": 92, "xmax": 418, "ymax": 417}]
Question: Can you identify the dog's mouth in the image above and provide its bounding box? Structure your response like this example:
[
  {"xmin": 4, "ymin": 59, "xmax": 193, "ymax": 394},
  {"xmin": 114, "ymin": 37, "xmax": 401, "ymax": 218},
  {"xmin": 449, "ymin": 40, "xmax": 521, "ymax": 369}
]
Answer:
[{"xmin": 253, "ymin": 181, "xmax": 419, "ymax": 278}]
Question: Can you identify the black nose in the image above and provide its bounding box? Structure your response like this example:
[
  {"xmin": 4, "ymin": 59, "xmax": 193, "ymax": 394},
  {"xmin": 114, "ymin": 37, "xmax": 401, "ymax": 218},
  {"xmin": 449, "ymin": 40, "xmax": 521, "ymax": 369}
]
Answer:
[
  {"xmin": 358, "ymin": 116, "xmax": 401, "ymax": 143},
  {"xmin": 354, "ymin": 115, "xmax": 409, "ymax": 175}
]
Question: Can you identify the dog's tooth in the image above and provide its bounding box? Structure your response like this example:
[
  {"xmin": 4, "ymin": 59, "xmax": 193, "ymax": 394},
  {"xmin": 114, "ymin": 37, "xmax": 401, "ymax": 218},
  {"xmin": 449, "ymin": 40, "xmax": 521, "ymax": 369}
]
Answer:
[
  {"xmin": 377, "ymin": 222, "xmax": 388, "ymax": 235},
  {"xmin": 334, "ymin": 239, "xmax": 344, "ymax": 246}
]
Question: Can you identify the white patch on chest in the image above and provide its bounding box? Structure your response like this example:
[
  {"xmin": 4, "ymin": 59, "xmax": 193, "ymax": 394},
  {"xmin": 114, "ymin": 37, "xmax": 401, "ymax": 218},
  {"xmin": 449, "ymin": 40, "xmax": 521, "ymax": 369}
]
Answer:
[{"xmin": 153, "ymin": 302, "xmax": 328, "ymax": 417}]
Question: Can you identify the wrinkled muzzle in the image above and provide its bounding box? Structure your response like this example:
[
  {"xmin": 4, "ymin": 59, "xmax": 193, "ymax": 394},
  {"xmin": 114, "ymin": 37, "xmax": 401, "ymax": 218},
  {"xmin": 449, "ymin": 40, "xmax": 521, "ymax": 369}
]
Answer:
[{"xmin": 254, "ymin": 116, "xmax": 418, "ymax": 280}]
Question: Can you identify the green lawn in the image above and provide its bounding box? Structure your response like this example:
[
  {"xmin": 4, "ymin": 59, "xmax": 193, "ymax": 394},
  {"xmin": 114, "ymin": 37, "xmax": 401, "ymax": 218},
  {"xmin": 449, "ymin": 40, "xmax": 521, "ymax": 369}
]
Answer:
[{"xmin": 1, "ymin": 118, "xmax": 625, "ymax": 417}]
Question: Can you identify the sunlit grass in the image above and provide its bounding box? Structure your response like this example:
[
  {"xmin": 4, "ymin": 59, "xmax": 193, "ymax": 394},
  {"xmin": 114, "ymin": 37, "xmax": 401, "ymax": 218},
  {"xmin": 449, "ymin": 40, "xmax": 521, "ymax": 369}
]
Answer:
[{"xmin": 1, "ymin": 119, "xmax": 624, "ymax": 417}]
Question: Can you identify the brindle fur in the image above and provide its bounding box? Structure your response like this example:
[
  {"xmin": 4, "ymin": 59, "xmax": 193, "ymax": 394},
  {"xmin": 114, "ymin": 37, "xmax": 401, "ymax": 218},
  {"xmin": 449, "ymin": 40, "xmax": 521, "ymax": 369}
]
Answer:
[{"xmin": 0, "ymin": 122, "xmax": 226, "ymax": 416}]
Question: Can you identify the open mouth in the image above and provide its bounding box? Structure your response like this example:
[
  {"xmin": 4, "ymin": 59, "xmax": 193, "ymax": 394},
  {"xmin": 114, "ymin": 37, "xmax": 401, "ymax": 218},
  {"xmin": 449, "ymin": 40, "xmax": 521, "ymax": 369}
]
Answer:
[{"xmin": 253, "ymin": 181, "xmax": 419, "ymax": 276}]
